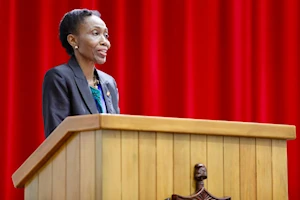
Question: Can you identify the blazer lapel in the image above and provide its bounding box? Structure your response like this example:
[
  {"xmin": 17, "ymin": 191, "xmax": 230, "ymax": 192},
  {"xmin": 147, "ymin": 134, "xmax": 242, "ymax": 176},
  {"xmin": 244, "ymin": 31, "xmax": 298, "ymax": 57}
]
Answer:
[
  {"xmin": 68, "ymin": 56, "xmax": 98, "ymax": 114},
  {"xmin": 97, "ymin": 71, "xmax": 114, "ymax": 114}
]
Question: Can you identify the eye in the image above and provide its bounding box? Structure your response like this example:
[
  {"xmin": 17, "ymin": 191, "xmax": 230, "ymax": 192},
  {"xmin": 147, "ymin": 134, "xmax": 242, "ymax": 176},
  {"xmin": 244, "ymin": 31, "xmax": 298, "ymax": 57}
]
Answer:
[
  {"xmin": 92, "ymin": 30, "xmax": 99, "ymax": 36},
  {"xmin": 104, "ymin": 33, "xmax": 109, "ymax": 39}
]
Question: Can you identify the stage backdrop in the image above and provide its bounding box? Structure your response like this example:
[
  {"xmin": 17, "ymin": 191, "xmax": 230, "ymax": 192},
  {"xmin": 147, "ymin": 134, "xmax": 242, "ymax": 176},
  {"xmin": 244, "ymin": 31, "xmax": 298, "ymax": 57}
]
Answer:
[{"xmin": 1, "ymin": 0, "xmax": 299, "ymax": 199}]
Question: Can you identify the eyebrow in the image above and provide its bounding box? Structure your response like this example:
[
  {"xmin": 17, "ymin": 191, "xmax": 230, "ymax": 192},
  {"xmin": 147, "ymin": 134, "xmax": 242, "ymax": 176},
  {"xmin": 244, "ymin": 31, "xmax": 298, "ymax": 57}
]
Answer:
[{"xmin": 93, "ymin": 25, "xmax": 108, "ymax": 32}]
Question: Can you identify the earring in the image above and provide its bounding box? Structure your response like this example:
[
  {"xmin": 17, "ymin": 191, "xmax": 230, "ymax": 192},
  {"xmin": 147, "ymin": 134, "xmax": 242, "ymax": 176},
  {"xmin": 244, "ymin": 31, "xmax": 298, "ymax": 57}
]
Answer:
[{"xmin": 75, "ymin": 45, "xmax": 79, "ymax": 50}]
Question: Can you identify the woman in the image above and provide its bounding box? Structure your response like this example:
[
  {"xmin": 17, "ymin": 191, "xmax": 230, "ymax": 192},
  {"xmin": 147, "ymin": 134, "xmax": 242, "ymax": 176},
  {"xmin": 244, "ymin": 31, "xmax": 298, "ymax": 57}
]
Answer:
[{"xmin": 42, "ymin": 9, "xmax": 120, "ymax": 137}]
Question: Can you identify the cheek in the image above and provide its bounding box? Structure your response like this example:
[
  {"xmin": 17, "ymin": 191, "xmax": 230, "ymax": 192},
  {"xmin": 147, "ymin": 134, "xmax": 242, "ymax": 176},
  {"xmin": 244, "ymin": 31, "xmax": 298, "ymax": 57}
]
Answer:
[
  {"xmin": 79, "ymin": 37, "xmax": 96, "ymax": 49},
  {"xmin": 107, "ymin": 40, "xmax": 111, "ymax": 48},
  {"xmin": 82, "ymin": 43, "xmax": 97, "ymax": 56}
]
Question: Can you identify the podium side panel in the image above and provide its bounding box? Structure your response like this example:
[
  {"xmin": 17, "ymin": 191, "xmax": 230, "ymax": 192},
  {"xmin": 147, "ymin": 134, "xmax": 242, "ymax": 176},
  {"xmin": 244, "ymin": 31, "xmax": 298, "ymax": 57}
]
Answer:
[
  {"xmin": 52, "ymin": 144, "xmax": 66, "ymax": 200},
  {"xmin": 240, "ymin": 138, "xmax": 256, "ymax": 200},
  {"xmin": 66, "ymin": 133, "xmax": 80, "ymax": 200},
  {"xmin": 207, "ymin": 136, "xmax": 224, "ymax": 197},
  {"xmin": 102, "ymin": 130, "xmax": 121, "ymax": 199},
  {"xmin": 157, "ymin": 132, "xmax": 174, "ymax": 200},
  {"xmin": 38, "ymin": 158, "xmax": 53, "ymax": 200},
  {"xmin": 95, "ymin": 130, "xmax": 103, "ymax": 200},
  {"xmin": 190, "ymin": 134, "xmax": 207, "ymax": 193},
  {"xmin": 174, "ymin": 134, "xmax": 191, "ymax": 196},
  {"xmin": 80, "ymin": 131, "xmax": 96, "ymax": 200},
  {"xmin": 272, "ymin": 139, "xmax": 288, "ymax": 200},
  {"xmin": 139, "ymin": 131, "xmax": 156, "ymax": 200},
  {"xmin": 121, "ymin": 131, "xmax": 139, "ymax": 200},
  {"xmin": 25, "ymin": 176, "xmax": 38, "ymax": 200}
]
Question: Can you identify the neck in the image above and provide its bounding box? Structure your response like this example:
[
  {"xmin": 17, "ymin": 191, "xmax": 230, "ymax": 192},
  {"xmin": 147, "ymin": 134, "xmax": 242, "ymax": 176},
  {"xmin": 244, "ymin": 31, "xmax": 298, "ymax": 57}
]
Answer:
[{"xmin": 75, "ymin": 54, "xmax": 95, "ymax": 82}]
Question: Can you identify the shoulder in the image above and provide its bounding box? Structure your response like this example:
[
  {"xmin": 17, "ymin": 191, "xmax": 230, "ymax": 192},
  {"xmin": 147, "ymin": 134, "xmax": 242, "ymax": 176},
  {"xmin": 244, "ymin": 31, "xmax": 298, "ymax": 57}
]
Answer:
[
  {"xmin": 44, "ymin": 63, "xmax": 72, "ymax": 78},
  {"xmin": 97, "ymin": 69, "xmax": 116, "ymax": 84},
  {"xmin": 43, "ymin": 63, "xmax": 74, "ymax": 89}
]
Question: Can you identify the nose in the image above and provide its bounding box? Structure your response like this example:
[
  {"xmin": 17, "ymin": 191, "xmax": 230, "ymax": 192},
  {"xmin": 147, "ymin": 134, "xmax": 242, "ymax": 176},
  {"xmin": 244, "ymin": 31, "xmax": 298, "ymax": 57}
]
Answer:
[{"xmin": 100, "ymin": 36, "xmax": 111, "ymax": 49}]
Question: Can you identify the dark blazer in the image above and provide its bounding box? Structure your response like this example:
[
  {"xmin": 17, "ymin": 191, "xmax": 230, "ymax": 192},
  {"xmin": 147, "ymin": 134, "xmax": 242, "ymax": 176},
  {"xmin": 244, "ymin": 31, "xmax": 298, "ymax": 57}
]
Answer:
[{"xmin": 42, "ymin": 56, "xmax": 120, "ymax": 137}]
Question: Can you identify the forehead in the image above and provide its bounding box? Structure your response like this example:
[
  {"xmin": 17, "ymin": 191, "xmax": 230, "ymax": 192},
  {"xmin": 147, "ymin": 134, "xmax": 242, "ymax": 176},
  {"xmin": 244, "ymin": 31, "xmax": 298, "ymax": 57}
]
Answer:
[{"xmin": 80, "ymin": 15, "xmax": 107, "ymax": 30}]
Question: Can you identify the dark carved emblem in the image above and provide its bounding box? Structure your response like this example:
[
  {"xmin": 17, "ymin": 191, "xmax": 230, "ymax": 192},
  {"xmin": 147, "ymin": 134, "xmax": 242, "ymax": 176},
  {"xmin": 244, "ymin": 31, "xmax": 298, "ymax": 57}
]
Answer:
[{"xmin": 168, "ymin": 164, "xmax": 231, "ymax": 200}]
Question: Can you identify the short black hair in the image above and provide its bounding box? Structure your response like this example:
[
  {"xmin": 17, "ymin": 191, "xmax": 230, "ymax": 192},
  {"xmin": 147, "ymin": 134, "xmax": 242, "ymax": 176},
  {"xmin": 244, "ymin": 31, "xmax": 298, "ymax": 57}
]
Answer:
[{"xmin": 59, "ymin": 9, "xmax": 101, "ymax": 55}]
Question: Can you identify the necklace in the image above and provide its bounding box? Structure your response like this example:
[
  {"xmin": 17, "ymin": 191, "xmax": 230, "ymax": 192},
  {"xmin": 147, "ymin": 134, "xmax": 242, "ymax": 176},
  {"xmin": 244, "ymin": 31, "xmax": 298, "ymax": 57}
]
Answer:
[{"xmin": 93, "ymin": 75, "xmax": 100, "ymax": 88}]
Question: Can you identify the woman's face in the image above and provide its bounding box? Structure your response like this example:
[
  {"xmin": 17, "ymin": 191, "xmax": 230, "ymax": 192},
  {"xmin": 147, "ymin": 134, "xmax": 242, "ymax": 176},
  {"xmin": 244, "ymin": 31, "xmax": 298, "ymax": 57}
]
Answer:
[{"xmin": 73, "ymin": 15, "xmax": 111, "ymax": 65}]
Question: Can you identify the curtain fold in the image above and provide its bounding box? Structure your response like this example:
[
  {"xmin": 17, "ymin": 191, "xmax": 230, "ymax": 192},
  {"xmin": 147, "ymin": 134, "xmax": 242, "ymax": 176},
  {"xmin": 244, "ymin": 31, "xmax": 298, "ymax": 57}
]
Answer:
[{"xmin": 1, "ymin": 0, "xmax": 299, "ymax": 199}]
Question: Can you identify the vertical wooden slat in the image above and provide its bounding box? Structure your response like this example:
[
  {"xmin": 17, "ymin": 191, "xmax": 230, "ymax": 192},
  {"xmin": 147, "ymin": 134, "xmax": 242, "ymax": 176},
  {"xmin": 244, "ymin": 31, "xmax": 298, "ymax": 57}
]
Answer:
[
  {"xmin": 240, "ymin": 138, "xmax": 256, "ymax": 200},
  {"xmin": 52, "ymin": 144, "xmax": 66, "ymax": 200},
  {"xmin": 256, "ymin": 138, "xmax": 272, "ymax": 200},
  {"xmin": 207, "ymin": 136, "xmax": 224, "ymax": 197},
  {"xmin": 272, "ymin": 139, "xmax": 288, "ymax": 200},
  {"xmin": 139, "ymin": 131, "xmax": 156, "ymax": 200},
  {"xmin": 80, "ymin": 131, "xmax": 96, "ymax": 200},
  {"xmin": 224, "ymin": 137, "xmax": 240, "ymax": 200},
  {"xmin": 25, "ymin": 176, "xmax": 38, "ymax": 200},
  {"xmin": 95, "ymin": 130, "xmax": 103, "ymax": 200},
  {"xmin": 102, "ymin": 130, "xmax": 121, "ymax": 199},
  {"xmin": 121, "ymin": 131, "xmax": 139, "ymax": 200},
  {"xmin": 174, "ymin": 134, "xmax": 191, "ymax": 196},
  {"xmin": 157, "ymin": 132, "xmax": 173, "ymax": 200},
  {"xmin": 66, "ymin": 134, "xmax": 80, "ymax": 200},
  {"xmin": 38, "ymin": 159, "xmax": 52, "ymax": 200},
  {"xmin": 190, "ymin": 135, "xmax": 207, "ymax": 193}
]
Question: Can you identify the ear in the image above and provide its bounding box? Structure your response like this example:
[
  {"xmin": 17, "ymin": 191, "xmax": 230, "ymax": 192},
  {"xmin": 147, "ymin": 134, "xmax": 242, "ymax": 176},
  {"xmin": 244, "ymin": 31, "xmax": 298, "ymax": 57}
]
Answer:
[{"xmin": 67, "ymin": 34, "xmax": 78, "ymax": 48}]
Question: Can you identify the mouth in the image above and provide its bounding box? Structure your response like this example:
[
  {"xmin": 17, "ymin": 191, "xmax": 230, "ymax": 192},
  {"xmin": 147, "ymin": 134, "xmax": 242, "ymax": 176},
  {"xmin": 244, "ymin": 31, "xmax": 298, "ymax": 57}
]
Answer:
[{"xmin": 98, "ymin": 49, "xmax": 107, "ymax": 57}]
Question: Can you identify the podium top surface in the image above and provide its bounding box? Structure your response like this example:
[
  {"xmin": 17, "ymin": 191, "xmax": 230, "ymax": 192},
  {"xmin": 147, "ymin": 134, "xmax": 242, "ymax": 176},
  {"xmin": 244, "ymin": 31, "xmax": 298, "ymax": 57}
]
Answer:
[{"xmin": 12, "ymin": 114, "xmax": 296, "ymax": 188}]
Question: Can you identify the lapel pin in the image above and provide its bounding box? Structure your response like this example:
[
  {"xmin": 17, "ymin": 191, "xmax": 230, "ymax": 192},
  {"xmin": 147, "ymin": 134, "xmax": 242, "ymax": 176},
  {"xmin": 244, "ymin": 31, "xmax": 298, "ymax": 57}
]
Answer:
[{"xmin": 106, "ymin": 91, "xmax": 110, "ymax": 96}]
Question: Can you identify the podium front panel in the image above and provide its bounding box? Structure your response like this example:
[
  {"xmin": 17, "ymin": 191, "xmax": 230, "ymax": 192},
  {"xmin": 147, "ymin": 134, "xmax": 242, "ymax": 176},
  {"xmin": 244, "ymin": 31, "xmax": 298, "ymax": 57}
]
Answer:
[{"xmin": 24, "ymin": 129, "xmax": 288, "ymax": 200}]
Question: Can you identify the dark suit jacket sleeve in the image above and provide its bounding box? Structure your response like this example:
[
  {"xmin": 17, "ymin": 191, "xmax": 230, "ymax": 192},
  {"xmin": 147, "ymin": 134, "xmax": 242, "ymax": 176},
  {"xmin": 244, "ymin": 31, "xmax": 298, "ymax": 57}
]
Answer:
[{"xmin": 42, "ymin": 69, "xmax": 70, "ymax": 137}]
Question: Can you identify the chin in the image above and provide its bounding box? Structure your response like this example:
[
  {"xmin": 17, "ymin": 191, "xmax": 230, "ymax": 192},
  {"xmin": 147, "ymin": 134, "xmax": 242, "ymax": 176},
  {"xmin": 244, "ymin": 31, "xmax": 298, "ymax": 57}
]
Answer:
[{"xmin": 96, "ymin": 58, "xmax": 106, "ymax": 65}]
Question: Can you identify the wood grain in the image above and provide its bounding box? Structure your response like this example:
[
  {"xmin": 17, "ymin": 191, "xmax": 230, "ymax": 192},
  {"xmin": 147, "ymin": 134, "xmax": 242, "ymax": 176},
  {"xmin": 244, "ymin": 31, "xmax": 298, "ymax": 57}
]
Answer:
[
  {"xmin": 272, "ymin": 139, "xmax": 288, "ymax": 200},
  {"xmin": 102, "ymin": 130, "xmax": 121, "ymax": 200},
  {"xmin": 190, "ymin": 135, "xmax": 207, "ymax": 193},
  {"xmin": 13, "ymin": 114, "xmax": 101, "ymax": 188},
  {"xmin": 100, "ymin": 114, "xmax": 295, "ymax": 139},
  {"xmin": 207, "ymin": 136, "xmax": 224, "ymax": 197},
  {"xmin": 66, "ymin": 134, "xmax": 80, "ymax": 200},
  {"xmin": 256, "ymin": 139, "xmax": 272, "ymax": 200},
  {"xmin": 240, "ymin": 138, "xmax": 256, "ymax": 200},
  {"xmin": 13, "ymin": 114, "xmax": 295, "ymax": 188},
  {"xmin": 25, "ymin": 176, "xmax": 38, "ymax": 200},
  {"xmin": 52, "ymin": 144, "xmax": 66, "ymax": 200},
  {"xmin": 80, "ymin": 131, "xmax": 96, "ymax": 200},
  {"xmin": 224, "ymin": 137, "xmax": 240, "ymax": 200},
  {"xmin": 38, "ymin": 159, "xmax": 52, "ymax": 200},
  {"xmin": 139, "ymin": 131, "xmax": 156, "ymax": 200},
  {"xmin": 121, "ymin": 131, "xmax": 139, "ymax": 200},
  {"xmin": 174, "ymin": 134, "xmax": 191, "ymax": 196},
  {"xmin": 95, "ymin": 130, "xmax": 103, "ymax": 200},
  {"xmin": 157, "ymin": 132, "xmax": 173, "ymax": 200}
]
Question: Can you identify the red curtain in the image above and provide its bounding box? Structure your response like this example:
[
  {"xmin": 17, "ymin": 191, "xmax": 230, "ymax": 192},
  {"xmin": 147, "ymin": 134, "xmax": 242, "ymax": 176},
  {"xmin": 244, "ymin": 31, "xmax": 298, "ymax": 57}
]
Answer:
[{"xmin": 1, "ymin": 0, "xmax": 299, "ymax": 199}]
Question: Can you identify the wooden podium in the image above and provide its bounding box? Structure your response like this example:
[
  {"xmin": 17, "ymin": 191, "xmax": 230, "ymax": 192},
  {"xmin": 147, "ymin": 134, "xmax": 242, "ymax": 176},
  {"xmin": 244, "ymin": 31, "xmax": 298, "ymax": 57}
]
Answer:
[{"xmin": 12, "ymin": 114, "xmax": 296, "ymax": 200}]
